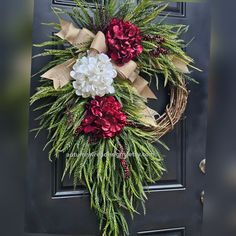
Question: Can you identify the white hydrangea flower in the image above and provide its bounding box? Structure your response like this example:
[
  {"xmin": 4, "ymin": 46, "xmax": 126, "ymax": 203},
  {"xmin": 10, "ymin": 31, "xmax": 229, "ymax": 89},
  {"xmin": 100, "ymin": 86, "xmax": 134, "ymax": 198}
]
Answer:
[{"xmin": 70, "ymin": 53, "xmax": 117, "ymax": 98}]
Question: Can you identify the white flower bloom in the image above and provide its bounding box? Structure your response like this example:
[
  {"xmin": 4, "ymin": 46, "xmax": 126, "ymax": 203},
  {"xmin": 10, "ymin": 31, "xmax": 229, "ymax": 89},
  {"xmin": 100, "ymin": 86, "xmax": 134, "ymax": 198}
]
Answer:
[{"xmin": 70, "ymin": 53, "xmax": 117, "ymax": 98}]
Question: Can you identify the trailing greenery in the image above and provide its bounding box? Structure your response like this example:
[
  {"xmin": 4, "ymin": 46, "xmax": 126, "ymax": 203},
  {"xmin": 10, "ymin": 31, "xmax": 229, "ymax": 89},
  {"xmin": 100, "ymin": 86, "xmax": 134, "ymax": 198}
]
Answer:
[{"xmin": 31, "ymin": 79, "xmax": 165, "ymax": 236}]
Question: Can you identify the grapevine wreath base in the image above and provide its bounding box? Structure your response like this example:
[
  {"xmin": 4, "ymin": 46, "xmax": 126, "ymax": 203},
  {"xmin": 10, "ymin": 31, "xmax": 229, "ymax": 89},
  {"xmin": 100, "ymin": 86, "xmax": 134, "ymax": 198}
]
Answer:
[
  {"xmin": 30, "ymin": 1, "xmax": 197, "ymax": 235},
  {"xmin": 155, "ymin": 83, "xmax": 188, "ymax": 138}
]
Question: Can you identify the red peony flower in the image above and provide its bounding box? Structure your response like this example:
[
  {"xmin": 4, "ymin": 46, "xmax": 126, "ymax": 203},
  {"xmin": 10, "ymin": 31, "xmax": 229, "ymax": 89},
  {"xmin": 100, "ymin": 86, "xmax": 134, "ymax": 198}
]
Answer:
[
  {"xmin": 76, "ymin": 96, "xmax": 127, "ymax": 138},
  {"xmin": 105, "ymin": 18, "xmax": 143, "ymax": 66}
]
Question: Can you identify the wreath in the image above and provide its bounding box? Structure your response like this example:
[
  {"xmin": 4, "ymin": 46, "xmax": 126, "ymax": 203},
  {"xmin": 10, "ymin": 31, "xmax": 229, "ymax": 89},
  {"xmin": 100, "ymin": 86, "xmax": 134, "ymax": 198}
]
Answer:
[{"xmin": 31, "ymin": 1, "xmax": 198, "ymax": 235}]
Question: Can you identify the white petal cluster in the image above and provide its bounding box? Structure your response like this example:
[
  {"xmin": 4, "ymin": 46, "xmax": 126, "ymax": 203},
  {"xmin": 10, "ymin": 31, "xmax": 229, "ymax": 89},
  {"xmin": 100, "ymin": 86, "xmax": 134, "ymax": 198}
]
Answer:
[{"xmin": 70, "ymin": 53, "xmax": 117, "ymax": 98}]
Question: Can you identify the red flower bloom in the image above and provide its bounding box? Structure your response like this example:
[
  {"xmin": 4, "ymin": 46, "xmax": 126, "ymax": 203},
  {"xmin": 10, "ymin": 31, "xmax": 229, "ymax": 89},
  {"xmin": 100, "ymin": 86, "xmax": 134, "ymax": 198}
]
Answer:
[
  {"xmin": 76, "ymin": 96, "xmax": 127, "ymax": 138},
  {"xmin": 106, "ymin": 18, "xmax": 143, "ymax": 66}
]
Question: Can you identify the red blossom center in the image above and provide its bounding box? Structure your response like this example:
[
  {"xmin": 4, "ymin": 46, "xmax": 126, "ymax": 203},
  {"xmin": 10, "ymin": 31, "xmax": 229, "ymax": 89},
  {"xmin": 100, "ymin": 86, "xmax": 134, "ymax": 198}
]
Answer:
[
  {"xmin": 105, "ymin": 18, "xmax": 143, "ymax": 66},
  {"xmin": 76, "ymin": 96, "xmax": 127, "ymax": 138}
]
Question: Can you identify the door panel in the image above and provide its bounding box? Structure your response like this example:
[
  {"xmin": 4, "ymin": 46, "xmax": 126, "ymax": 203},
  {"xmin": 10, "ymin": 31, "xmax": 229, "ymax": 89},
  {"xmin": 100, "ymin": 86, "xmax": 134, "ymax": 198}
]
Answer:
[
  {"xmin": 52, "ymin": 121, "xmax": 186, "ymax": 198},
  {"xmin": 26, "ymin": 1, "xmax": 210, "ymax": 235},
  {"xmin": 138, "ymin": 227, "xmax": 185, "ymax": 236},
  {"xmin": 52, "ymin": 1, "xmax": 186, "ymax": 17}
]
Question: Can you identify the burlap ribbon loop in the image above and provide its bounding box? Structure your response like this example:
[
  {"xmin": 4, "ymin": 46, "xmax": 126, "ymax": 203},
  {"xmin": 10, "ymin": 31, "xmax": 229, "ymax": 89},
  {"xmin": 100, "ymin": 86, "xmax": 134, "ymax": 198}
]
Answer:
[
  {"xmin": 55, "ymin": 19, "xmax": 95, "ymax": 46},
  {"xmin": 113, "ymin": 61, "xmax": 137, "ymax": 81},
  {"xmin": 167, "ymin": 55, "xmax": 190, "ymax": 74},
  {"xmin": 41, "ymin": 58, "xmax": 76, "ymax": 90},
  {"xmin": 112, "ymin": 61, "xmax": 156, "ymax": 99},
  {"xmin": 90, "ymin": 31, "xmax": 108, "ymax": 53}
]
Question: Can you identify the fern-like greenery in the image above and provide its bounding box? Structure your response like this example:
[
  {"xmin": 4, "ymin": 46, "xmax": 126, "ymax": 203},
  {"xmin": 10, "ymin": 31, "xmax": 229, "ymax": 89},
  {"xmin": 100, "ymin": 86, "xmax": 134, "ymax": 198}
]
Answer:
[{"xmin": 31, "ymin": 0, "xmax": 197, "ymax": 235}]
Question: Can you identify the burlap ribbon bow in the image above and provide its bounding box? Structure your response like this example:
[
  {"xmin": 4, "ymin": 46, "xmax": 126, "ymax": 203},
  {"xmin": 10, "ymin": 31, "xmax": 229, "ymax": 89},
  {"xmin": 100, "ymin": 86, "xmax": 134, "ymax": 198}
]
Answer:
[
  {"xmin": 41, "ymin": 19, "xmax": 156, "ymax": 99},
  {"xmin": 41, "ymin": 19, "xmax": 190, "ymax": 127}
]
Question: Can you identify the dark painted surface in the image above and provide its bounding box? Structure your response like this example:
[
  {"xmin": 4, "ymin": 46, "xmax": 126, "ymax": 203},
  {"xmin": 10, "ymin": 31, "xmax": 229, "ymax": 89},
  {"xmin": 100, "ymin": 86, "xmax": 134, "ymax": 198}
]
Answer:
[{"xmin": 26, "ymin": 1, "xmax": 210, "ymax": 235}]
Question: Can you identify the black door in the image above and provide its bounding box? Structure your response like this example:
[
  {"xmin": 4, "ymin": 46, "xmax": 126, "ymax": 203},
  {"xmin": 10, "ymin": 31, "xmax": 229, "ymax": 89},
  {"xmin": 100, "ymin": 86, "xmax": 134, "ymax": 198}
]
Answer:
[{"xmin": 26, "ymin": 1, "xmax": 210, "ymax": 235}]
